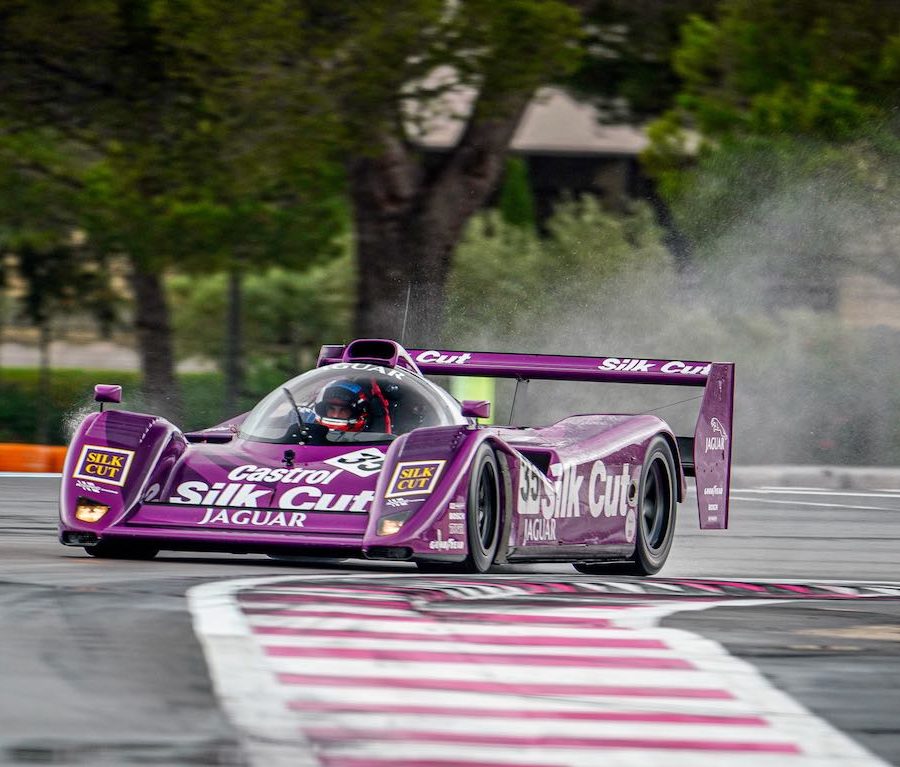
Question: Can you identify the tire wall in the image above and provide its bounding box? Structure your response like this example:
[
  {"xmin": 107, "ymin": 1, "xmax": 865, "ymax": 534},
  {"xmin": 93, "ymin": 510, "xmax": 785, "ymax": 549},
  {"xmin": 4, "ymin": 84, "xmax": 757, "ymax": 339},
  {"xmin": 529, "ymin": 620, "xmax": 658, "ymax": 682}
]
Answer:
[
  {"xmin": 488, "ymin": 439, "xmax": 516, "ymax": 564},
  {"xmin": 0, "ymin": 443, "xmax": 67, "ymax": 472},
  {"xmin": 657, "ymin": 431, "xmax": 686, "ymax": 503}
]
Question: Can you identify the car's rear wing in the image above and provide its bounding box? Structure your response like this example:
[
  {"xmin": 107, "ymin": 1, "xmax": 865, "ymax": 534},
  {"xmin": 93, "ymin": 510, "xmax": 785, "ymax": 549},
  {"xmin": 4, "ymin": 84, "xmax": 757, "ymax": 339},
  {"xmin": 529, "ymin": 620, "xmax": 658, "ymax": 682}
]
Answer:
[{"xmin": 317, "ymin": 340, "xmax": 734, "ymax": 529}]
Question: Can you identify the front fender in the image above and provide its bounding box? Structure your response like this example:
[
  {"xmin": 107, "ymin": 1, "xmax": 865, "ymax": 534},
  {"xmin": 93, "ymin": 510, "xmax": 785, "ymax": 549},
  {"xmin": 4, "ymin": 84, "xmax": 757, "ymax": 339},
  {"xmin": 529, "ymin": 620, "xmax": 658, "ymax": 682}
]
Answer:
[
  {"xmin": 363, "ymin": 425, "xmax": 495, "ymax": 560},
  {"xmin": 59, "ymin": 410, "xmax": 186, "ymax": 534}
]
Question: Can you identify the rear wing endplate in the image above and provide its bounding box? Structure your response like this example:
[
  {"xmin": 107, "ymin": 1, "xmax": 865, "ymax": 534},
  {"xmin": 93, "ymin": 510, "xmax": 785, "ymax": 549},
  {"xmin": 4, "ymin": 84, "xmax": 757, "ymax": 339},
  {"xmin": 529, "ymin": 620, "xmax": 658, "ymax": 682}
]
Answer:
[{"xmin": 318, "ymin": 342, "xmax": 734, "ymax": 529}]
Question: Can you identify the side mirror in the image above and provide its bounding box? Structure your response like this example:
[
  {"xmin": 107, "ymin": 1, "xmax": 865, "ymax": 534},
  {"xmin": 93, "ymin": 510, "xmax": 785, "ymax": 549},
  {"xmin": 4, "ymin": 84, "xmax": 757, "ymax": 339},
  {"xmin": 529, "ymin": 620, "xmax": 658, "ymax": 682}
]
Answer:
[
  {"xmin": 461, "ymin": 400, "xmax": 491, "ymax": 419},
  {"xmin": 94, "ymin": 384, "xmax": 122, "ymax": 404}
]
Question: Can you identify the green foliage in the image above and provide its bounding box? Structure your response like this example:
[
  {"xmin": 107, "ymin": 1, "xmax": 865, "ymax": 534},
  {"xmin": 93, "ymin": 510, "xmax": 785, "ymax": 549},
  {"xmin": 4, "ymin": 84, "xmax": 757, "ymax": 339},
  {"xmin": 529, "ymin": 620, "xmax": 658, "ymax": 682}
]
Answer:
[
  {"xmin": 642, "ymin": 0, "xmax": 900, "ymax": 293},
  {"xmin": 0, "ymin": 0, "xmax": 581, "ymax": 329},
  {"xmin": 0, "ymin": 1, "xmax": 347, "ymax": 272},
  {"xmin": 464, "ymin": 0, "xmax": 582, "ymax": 118},
  {"xmin": 14, "ymin": 245, "xmax": 121, "ymax": 334},
  {"xmin": 0, "ymin": 369, "xmax": 226, "ymax": 445},
  {"xmin": 567, "ymin": 0, "xmax": 719, "ymax": 120},
  {"xmin": 498, "ymin": 157, "xmax": 536, "ymax": 229},
  {"xmin": 168, "ymin": 256, "xmax": 354, "ymax": 378},
  {"xmin": 648, "ymin": 0, "xmax": 900, "ymax": 161},
  {"xmin": 445, "ymin": 196, "xmax": 671, "ymax": 343}
]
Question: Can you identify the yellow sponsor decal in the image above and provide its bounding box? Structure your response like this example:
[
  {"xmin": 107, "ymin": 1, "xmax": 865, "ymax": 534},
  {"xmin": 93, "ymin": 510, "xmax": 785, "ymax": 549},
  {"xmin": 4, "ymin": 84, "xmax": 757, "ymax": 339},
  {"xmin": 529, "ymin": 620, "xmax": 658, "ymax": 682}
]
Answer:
[
  {"xmin": 385, "ymin": 460, "xmax": 446, "ymax": 498},
  {"xmin": 73, "ymin": 444, "xmax": 134, "ymax": 486}
]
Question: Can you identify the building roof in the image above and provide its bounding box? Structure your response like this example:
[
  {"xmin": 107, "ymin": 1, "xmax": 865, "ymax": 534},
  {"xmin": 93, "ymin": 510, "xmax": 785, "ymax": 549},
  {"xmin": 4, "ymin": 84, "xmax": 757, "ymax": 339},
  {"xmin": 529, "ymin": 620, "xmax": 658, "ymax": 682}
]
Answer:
[{"xmin": 410, "ymin": 85, "xmax": 648, "ymax": 156}]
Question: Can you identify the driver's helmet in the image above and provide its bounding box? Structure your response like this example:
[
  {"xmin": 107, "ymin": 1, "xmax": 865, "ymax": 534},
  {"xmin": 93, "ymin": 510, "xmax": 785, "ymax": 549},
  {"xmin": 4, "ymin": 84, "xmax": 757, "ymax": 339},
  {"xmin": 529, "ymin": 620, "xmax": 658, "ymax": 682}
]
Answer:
[{"xmin": 313, "ymin": 379, "xmax": 370, "ymax": 432}]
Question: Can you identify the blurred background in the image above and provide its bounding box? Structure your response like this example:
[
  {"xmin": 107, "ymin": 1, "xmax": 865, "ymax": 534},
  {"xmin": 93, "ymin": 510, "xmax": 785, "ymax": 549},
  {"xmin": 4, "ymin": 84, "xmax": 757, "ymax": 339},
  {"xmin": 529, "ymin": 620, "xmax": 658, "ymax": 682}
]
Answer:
[{"xmin": 0, "ymin": 0, "xmax": 898, "ymax": 465}]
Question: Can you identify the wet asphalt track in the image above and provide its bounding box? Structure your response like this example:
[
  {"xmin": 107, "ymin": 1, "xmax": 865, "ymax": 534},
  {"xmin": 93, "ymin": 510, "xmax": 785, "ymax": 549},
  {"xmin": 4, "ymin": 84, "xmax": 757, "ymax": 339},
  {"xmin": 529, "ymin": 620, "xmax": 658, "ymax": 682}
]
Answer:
[{"xmin": 1, "ymin": 475, "xmax": 900, "ymax": 766}]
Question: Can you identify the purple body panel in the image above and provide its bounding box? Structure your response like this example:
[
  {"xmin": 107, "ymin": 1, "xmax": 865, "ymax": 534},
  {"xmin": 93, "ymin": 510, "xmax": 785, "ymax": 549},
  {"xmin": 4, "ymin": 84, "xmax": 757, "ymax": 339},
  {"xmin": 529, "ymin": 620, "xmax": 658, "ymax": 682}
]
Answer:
[
  {"xmin": 693, "ymin": 363, "xmax": 735, "ymax": 529},
  {"xmin": 60, "ymin": 339, "xmax": 734, "ymax": 566},
  {"xmin": 93, "ymin": 383, "xmax": 122, "ymax": 403},
  {"xmin": 321, "ymin": 347, "xmax": 715, "ymax": 386},
  {"xmin": 460, "ymin": 400, "xmax": 491, "ymax": 419},
  {"xmin": 500, "ymin": 415, "xmax": 672, "ymax": 552}
]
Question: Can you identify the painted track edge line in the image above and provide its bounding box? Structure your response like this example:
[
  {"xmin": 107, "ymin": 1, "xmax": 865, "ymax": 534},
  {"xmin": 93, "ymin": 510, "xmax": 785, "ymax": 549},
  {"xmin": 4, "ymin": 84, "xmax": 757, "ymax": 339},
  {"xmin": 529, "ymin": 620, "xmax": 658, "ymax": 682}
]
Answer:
[{"xmin": 188, "ymin": 576, "xmax": 323, "ymax": 767}]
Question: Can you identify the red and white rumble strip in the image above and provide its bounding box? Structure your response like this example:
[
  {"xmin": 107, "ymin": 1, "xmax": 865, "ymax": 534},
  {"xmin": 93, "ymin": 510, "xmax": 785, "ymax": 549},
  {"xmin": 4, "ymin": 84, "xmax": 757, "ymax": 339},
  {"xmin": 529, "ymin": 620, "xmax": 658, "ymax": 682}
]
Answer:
[{"xmin": 188, "ymin": 575, "xmax": 888, "ymax": 767}]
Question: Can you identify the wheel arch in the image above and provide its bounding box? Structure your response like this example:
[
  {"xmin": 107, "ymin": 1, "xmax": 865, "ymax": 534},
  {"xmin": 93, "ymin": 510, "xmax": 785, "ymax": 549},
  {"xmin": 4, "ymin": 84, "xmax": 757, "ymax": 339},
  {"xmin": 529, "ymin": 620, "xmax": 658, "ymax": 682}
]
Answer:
[
  {"xmin": 482, "ymin": 435, "xmax": 515, "ymax": 564},
  {"xmin": 655, "ymin": 430, "xmax": 685, "ymax": 503}
]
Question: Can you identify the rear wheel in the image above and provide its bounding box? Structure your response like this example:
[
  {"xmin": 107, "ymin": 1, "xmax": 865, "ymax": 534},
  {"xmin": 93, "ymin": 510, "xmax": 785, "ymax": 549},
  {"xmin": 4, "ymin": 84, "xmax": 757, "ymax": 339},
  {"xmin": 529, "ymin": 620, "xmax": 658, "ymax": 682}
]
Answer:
[
  {"xmin": 574, "ymin": 436, "xmax": 676, "ymax": 576},
  {"xmin": 84, "ymin": 541, "xmax": 159, "ymax": 560}
]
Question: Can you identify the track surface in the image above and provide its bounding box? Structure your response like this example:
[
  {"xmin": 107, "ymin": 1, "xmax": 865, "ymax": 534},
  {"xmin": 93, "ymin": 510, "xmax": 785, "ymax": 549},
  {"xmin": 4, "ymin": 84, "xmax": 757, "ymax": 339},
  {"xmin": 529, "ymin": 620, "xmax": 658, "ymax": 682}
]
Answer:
[{"xmin": 2, "ymin": 476, "xmax": 900, "ymax": 765}]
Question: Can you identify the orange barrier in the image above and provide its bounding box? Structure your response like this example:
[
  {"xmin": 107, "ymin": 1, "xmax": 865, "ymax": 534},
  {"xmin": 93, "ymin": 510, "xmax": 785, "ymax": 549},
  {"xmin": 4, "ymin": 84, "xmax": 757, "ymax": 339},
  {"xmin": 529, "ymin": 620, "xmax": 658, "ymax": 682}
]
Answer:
[{"xmin": 0, "ymin": 443, "xmax": 67, "ymax": 472}]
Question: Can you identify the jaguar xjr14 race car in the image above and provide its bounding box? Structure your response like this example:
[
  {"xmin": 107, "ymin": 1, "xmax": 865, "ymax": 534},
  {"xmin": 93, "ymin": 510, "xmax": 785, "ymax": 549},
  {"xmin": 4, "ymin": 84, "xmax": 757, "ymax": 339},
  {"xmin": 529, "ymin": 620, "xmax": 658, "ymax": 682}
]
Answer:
[{"xmin": 60, "ymin": 339, "xmax": 734, "ymax": 574}]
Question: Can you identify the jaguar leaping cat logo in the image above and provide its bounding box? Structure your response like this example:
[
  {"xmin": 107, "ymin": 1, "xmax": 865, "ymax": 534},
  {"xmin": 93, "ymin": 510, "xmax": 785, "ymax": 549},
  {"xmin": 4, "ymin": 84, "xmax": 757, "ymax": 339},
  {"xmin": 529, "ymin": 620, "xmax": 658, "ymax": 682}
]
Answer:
[{"xmin": 705, "ymin": 417, "xmax": 728, "ymax": 453}]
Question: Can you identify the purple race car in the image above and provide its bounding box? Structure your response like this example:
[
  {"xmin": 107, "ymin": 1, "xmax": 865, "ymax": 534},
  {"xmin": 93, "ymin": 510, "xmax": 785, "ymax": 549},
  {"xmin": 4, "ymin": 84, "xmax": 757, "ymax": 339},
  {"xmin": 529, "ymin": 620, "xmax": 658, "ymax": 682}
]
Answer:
[{"xmin": 59, "ymin": 339, "xmax": 734, "ymax": 574}]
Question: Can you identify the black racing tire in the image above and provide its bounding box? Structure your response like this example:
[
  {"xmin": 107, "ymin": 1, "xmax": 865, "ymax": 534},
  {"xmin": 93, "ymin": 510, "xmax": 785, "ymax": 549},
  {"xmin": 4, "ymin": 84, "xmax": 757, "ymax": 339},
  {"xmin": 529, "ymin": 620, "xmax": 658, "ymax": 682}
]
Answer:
[
  {"xmin": 84, "ymin": 540, "xmax": 159, "ymax": 560},
  {"xmin": 416, "ymin": 443, "xmax": 501, "ymax": 575},
  {"xmin": 573, "ymin": 436, "xmax": 677, "ymax": 577},
  {"xmin": 463, "ymin": 444, "xmax": 501, "ymax": 573}
]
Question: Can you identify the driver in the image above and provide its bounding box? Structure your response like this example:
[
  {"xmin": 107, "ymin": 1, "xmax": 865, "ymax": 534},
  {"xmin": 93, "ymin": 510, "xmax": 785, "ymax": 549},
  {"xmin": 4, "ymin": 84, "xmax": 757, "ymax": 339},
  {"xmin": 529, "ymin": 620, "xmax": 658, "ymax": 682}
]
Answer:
[{"xmin": 313, "ymin": 378, "xmax": 392, "ymax": 434}]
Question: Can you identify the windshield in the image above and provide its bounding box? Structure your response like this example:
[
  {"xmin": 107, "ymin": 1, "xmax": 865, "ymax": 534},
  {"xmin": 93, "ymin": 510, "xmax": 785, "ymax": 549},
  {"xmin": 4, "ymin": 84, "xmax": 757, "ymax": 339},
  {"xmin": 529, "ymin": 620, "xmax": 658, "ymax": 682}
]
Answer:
[{"xmin": 240, "ymin": 362, "xmax": 465, "ymax": 444}]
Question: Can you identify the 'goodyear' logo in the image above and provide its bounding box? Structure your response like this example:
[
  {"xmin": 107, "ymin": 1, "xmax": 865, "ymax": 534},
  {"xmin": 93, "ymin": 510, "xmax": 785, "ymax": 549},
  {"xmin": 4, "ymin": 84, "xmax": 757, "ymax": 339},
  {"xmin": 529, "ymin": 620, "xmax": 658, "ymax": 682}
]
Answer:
[
  {"xmin": 73, "ymin": 444, "xmax": 134, "ymax": 486},
  {"xmin": 385, "ymin": 460, "xmax": 445, "ymax": 498}
]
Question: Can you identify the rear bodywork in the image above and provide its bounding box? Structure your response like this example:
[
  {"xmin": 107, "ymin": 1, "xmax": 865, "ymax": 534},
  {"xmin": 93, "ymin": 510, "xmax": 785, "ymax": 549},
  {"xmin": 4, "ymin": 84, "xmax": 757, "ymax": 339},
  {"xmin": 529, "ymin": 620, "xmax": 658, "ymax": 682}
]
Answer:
[{"xmin": 60, "ymin": 340, "xmax": 733, "ymax": 566}]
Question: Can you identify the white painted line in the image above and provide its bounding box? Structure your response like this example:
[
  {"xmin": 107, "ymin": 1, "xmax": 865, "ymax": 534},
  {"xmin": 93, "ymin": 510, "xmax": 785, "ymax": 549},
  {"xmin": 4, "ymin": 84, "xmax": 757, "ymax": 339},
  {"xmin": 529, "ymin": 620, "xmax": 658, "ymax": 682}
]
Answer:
[
  {"xmin": 0, "ymin": 472, "xmax": 62, "ymax": 478},
  {"xmin": 740, "ymin": 488, "xmax": 900, "ymax": 500},
  {"xmin": 188, "ymin": 576, "xmax": 320, "ymax": 767},
  {"xmin": 283, "ymin": 684, "xmax": 761, "ymax": 717},
  {"xmin": 304, "ymin": 741, "xmax": 881, "ymax": 767},
  {"xmin": 263, "ymin": 656, "xmax": 730, "ymax": 686},
  {"xmin": 729, "ymin": 497, "xmax": 899, "ymax": 511}
]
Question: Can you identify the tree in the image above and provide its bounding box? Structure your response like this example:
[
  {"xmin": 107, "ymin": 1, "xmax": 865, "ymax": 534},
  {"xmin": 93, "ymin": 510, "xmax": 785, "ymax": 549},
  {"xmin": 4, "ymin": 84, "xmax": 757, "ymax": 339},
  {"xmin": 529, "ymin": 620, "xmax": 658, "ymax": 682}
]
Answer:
[
  {"xmin": 12, "ymin": 243, "xmax": 120, "ymax": 441},
  {"xmin": 2, "ymin": 0, "xmax": 698, "ymax": 372},
  {"xmin": 168, "ymin": 256, "xmax": 354, "ymax": 405},
  {"xmin": 201, "ymin": 0, "xmax": 722, "ymax": 344},
  {"xmin": 0, "ymin": 1, "xmax": 344, "ymax": 416},
  {"xmin": 286, "ymin": 1, "xmax": 585, "ymax": 343},
  {"xmin": 643, "ymin": 0, "xmax": 900, "ymax": 301},
  {"xmin": 568, "ymin": 0, "xmax": 719, "ymax": 121}
]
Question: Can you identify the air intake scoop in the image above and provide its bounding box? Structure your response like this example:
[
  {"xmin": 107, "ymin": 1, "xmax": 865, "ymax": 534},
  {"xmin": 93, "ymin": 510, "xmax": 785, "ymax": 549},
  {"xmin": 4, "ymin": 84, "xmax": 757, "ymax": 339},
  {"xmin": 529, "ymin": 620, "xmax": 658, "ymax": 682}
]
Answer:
[{"xmin": 337, "ymin": 339, "xmax": 422, "ymax": 374}]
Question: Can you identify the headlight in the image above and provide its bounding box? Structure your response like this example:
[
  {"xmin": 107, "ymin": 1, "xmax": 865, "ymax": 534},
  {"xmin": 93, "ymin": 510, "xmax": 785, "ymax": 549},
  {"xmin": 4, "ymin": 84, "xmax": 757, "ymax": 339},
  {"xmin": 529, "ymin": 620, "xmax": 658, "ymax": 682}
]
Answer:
[
  {"xmin": 75, "ymin": 498, "xmax": 109, "ymax": 523},
  {"xmin": 376, "ymin": 510, "xmax": 414, "ymax": 536}
]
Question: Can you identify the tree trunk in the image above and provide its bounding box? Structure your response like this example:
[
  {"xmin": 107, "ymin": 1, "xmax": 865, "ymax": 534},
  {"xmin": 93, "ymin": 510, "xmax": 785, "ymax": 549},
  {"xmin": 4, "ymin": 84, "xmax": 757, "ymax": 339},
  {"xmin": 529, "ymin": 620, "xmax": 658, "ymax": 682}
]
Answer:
[
  {"xmin": 131, "ymin": 262, "xmax": 182, "ymax": 421},
  {"xmin": 350, "ymin": 137, "xmax": 421, "ymax": 342},
  {"xmin": 224, "ymin": 266, "xmax": 243, "ymax": 417},
  {"xmin": 351, "ymin": 97, "xmax": 530, "ymax": 346}
]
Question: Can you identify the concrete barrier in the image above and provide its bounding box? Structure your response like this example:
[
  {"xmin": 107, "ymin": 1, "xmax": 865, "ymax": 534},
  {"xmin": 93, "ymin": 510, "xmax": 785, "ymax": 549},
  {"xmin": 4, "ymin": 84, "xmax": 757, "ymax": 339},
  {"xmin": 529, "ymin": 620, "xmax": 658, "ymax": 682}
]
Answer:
[{"xmin": 0, "ymin": 444, "xmax": 67, "ymax": 473}]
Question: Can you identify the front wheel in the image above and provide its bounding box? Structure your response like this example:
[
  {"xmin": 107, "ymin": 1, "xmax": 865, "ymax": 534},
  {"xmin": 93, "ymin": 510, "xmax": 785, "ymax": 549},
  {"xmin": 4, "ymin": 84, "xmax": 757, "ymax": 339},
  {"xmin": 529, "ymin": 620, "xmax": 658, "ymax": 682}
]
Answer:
[
  {"xmin": 574, "ymin": 436, "xmax": 676, "ymax": 576},
  {"xmin": 464, "ymin": 444, "xmax": 501, "ymax": 573},
  {"xmin": 416, "ymin": 443, "xmax": 501, "ymax": 575}
]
